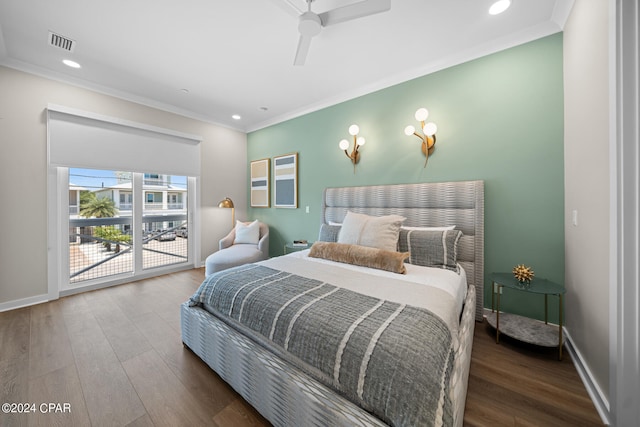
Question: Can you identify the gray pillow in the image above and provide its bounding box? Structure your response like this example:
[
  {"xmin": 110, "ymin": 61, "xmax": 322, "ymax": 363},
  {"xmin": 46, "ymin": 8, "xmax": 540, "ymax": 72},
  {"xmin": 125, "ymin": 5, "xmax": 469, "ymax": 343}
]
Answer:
[
  {"xmin": 318, "ymin": 223, "xmax": 341, "ymax": 242},
  {"xmin": 398, "ymin": 229, "xmax": 462, "ymax": 272}
]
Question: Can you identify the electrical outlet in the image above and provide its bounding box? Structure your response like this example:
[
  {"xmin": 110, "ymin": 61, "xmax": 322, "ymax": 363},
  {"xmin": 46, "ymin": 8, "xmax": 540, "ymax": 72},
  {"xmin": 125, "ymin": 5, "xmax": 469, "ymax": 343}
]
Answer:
[{"xmin": 305, "ymin": 206, "xmax": 310, "ymax": 214}]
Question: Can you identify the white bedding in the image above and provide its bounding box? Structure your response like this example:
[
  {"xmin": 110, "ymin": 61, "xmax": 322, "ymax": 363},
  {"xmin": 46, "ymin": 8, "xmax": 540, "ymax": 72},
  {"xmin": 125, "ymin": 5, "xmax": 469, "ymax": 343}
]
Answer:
[{"xmin": 259, "ymin": 249, "xmax": 468, "ymax": 336}]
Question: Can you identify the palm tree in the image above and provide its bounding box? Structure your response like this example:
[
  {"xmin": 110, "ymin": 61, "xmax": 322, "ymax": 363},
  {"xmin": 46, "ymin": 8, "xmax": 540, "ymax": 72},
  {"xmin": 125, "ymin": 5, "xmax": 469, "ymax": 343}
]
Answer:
[{"xmin": 80, "ymin": 196, "xmax": 118, "ymax": 218}]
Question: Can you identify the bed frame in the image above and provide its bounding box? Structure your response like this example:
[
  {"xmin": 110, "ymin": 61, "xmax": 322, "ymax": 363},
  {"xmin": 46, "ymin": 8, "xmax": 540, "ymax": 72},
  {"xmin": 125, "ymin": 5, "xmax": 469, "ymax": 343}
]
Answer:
[{"xmin": 181, "ymin": 180, "xmax": 484, "ymax": 426}]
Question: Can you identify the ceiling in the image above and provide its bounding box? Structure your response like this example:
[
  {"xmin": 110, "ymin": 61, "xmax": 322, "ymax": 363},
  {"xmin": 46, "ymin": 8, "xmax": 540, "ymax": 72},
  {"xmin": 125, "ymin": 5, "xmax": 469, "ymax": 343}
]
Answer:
[{"xmin": 0, "ymin": 0, "xmax": 573, "ymax": 132}]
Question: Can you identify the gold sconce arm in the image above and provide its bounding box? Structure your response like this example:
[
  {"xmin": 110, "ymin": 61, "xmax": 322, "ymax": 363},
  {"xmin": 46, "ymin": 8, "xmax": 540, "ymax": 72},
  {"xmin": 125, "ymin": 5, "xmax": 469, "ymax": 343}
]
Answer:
[
  {"xmin": 339, "ymin": 125, "xmax": 366, "ymax": 173},
  {"xmin": 405, "ymin": 108, "xmax": 438, "ymax": 168}
]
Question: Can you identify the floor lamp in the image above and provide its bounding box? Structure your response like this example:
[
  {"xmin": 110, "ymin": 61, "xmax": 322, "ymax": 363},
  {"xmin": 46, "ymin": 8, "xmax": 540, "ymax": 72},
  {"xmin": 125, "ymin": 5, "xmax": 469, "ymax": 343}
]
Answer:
[{"xmin": 217, "ymin": 197, "xmax": 235, "ymax": 228}]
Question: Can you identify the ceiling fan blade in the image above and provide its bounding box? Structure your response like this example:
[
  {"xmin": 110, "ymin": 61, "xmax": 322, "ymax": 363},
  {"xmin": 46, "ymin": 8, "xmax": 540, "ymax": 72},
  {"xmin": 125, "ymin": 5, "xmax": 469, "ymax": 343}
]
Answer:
[
  {"xmin": 267, "ymin": 0, "xmax": 303, "ymax": 18},
  {"xmin": 293, "ymin": 34, "xmax": 313, "ymax": 66},
  {"xmin": 319, "ymin": 0, "xmax": 391, "ymax": 27}
]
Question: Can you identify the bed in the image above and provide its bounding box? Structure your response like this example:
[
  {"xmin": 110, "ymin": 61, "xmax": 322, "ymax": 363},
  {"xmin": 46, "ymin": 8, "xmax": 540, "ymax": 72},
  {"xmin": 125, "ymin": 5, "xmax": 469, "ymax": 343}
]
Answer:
[{"xmin": 181, "ymin": 180, "xmax": 484, "ymax": 426}]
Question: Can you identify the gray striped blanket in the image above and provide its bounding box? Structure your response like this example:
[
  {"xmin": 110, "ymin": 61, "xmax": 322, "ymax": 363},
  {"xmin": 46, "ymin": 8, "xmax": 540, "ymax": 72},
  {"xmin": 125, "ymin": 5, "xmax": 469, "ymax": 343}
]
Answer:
[{"xmin": 189, "ymin": 264, "xmax": 454, "ymax": 426}]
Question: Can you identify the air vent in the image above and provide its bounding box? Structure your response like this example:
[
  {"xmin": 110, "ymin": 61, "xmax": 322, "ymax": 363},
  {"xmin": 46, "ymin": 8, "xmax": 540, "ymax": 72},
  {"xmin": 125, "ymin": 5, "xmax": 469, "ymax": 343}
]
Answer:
[{"xmin": 48, "ymin": 31, "xmax": 76, "ymax": 52}]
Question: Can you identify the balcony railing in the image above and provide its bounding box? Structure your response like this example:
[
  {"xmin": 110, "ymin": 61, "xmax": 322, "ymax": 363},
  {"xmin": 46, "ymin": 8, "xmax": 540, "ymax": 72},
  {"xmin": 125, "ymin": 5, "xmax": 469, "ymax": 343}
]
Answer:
[
  {"xmin": 143, "ymin": 202, "xmax": 185, "ymax": 210},
  {"xmin": 69, "ymin": 214, "xmax": 187, "ymax": 284}
]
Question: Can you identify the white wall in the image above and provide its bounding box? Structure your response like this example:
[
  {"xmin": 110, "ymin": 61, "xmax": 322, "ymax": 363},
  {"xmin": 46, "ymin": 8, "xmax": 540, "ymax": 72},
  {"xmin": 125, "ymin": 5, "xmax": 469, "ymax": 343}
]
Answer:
[
  {"xmin": 0, "ymin": 65, "xmax": 247, "ymax": 307},
  {"xmin": 563, "ymin": 0, "xmax": 610, "ymax": 407}
]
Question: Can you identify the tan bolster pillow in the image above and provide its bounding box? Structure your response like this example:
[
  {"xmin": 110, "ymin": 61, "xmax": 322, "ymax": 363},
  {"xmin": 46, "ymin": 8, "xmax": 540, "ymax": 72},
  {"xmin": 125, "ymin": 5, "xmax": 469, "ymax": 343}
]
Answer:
[{"xmin": 308, "ymin": 241, "xmax": 409, "ymax": 274}]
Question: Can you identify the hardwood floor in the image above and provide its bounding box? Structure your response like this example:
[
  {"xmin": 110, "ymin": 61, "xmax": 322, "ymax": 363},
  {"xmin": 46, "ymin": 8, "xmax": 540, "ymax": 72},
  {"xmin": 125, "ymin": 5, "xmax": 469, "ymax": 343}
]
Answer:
[{"xmin": 0, "ymin": 269, "xmax": 603, "ymax": 427}]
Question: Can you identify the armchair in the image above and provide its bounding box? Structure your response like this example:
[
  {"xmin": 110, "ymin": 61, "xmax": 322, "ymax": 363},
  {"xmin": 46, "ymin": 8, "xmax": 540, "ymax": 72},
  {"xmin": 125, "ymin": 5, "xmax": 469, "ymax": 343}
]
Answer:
[{"xmin": 204, "ymin": 221, "xmax": 269, "ymax": 276}]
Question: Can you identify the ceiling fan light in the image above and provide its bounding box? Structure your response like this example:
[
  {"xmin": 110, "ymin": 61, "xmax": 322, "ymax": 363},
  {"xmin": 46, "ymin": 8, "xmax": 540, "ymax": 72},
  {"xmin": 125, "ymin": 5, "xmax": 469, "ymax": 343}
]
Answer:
[
  {"xmin": 298, "ymin": 12, "xmax": 322, "ymax": 37},
  {"xmin": 489, "ymin": 0, "xmax": 511, "ymax": 15}
]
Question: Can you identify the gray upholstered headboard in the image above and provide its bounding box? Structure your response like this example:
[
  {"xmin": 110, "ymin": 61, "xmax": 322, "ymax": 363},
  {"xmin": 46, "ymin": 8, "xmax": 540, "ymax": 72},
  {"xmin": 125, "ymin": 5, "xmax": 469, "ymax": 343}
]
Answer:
[{"xmin": 321, "ymin": 180, "xmax": 484, "ymax": 321}]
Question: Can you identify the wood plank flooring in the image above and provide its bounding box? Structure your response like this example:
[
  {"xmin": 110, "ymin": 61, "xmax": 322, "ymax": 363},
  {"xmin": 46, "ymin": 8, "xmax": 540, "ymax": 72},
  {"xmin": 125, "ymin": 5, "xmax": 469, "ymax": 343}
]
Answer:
[{"xmin": 0, "ymin": 268, "xmax": 603, "ymax": 427}]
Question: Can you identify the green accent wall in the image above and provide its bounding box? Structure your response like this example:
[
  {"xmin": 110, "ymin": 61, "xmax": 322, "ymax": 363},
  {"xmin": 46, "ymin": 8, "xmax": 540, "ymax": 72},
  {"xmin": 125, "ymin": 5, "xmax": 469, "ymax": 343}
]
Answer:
[{"xmin": 247, "ymin": 34, "xmax": 564, "ymax": 321}]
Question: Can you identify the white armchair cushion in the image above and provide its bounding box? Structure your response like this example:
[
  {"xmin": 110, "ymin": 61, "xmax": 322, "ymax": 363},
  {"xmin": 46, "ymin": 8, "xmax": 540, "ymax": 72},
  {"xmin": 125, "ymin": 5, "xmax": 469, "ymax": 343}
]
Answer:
[{"xmin": 234, "ymin": 220, "xmax": 260, "ymax": 245}]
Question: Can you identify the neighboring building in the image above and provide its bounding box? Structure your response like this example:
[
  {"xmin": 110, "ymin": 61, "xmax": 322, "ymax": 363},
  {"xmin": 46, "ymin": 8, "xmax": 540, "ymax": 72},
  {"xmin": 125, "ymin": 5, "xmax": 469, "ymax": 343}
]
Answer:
[
  {"xmin": 69, "ymin": 183, "xmax": 86, "ymax": 217},
  {"xmin": 93, "ymin": 173, "xmax": 188, "ymax": 233}
]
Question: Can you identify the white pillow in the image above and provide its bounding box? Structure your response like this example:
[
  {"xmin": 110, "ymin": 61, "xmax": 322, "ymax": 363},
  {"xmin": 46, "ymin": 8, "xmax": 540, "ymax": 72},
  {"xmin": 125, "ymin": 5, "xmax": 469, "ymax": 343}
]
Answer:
[
  {"xmin": 337, "ymin": 211, "xmax": 405, "ymax": 252},
  {"xmin": 234, "ymin": 220, "xmax": 260, "ymax": 245}
]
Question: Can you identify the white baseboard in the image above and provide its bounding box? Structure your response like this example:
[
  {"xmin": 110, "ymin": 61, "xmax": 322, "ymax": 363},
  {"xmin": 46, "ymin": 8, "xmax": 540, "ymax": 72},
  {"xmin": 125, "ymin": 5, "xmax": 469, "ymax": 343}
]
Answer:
[
  {"xmin": 563, "ymin": 328, "xmax": 611, "ymax": 425},
  {"xmin": 481, "ymin": 309, "xmax": 610, "ymax": 425},
  {"xmin": 1, "ymin": 264, "xmax": 200, "ymax": 312},
  {"xmin": 0, "ymin": 293, "xmax": 52, "ymax": 313}
]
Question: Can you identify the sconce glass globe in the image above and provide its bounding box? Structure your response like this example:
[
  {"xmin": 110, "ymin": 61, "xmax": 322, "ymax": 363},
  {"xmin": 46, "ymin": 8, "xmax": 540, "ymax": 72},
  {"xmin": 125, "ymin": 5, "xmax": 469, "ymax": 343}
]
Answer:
[
  {"xmin": 414, "ymin": 108, "xmax": 429, "ymax": 122},
  {"xmin": 423, "ymin": 122, "xmax": 438, "ymax": 136},
  {"xmin": 356, "ymin": 137, "xmax": 366, "ymax": 146},
  {"xmin": 339, "ymin": 139, "xmax": 350, "ymax": 150},
  {"xmin": 348, "ymin": 124, "xmax": 360, "ymax": 136},
  {"xmin": 404, "ymin": 125, "xmax": 415, "ymax": 136}
]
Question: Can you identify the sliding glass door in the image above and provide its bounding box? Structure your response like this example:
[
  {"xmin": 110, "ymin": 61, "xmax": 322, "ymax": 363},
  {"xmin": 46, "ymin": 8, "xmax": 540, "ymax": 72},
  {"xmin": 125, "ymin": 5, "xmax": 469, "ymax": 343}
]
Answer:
[{"xmin": 67, "ymin": 168, "xmax": 191, "ymax": 287}]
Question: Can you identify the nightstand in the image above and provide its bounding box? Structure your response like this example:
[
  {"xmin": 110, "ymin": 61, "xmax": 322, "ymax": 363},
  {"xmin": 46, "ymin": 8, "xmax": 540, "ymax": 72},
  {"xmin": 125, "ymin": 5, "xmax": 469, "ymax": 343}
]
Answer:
[
  {"xmin": 284, "ymin": 242, "xmax": 311, "ymax": 254},
  {"xmin": 486, "ymin": 272, "xmax": 565, "ymax": 360}
]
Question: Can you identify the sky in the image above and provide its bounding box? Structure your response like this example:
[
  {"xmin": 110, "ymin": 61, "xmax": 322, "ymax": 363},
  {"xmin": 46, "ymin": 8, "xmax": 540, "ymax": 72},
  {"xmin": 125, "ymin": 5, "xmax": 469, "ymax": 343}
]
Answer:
[{"xmin": 69, "ymin": 168, "xmax": 187, "ymax": 190}]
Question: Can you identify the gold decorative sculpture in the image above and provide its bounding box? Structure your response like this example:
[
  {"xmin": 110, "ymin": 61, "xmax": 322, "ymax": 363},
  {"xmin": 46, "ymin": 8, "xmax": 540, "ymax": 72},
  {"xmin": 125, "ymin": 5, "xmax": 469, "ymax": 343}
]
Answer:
[{"xmin": 512, "ymin": 264, "xmax": 534, "ymax": 285}]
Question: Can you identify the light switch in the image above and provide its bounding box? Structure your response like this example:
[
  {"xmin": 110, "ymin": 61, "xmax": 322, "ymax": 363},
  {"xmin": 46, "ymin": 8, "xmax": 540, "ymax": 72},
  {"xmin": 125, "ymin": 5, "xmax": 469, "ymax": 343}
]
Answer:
[
  {"xmin": 572, "ymin": 210, "xmax": 578, "ymax": 227},
  {"xmin": 305, "ymin": 206, "xmax": 310, "ymax": 214}
]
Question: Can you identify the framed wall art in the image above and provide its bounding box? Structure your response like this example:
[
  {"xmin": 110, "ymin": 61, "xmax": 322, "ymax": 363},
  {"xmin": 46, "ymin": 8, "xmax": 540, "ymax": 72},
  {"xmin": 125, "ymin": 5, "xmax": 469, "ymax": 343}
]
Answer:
[
  {"xmin": 250, "ymin": 158, "xmax": 270, "ymax": 207},
  {"xmin": 273, "ymin": 152, "xmax": 298, "ymax": 208}
]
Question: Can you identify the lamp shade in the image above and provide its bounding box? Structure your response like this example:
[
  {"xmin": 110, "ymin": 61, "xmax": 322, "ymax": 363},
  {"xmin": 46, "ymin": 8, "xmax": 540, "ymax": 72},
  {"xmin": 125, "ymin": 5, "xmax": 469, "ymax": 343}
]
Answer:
[{"xmin": 217, "ymin": 197, "xmax": 234, "ymax": 208}]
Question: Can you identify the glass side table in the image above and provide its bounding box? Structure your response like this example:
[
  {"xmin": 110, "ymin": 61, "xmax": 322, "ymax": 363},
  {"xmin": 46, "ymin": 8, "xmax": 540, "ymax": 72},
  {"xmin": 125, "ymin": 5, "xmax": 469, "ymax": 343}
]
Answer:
[
  {"xmin": 486, "ymin": 272, "xmax": 566, "ymax": 360},
  {"xmin": 284, "ymin": 242, "xmax": 311, "ymax": 254}
]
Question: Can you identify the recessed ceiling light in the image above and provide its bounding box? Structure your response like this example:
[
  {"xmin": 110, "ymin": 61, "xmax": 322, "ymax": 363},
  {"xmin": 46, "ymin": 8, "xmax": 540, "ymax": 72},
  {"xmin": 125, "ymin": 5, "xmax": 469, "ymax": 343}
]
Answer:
[
  {"xmin": 62, "ymin": 59, "xmax": 81, "ymax": 68},
  {"xmin": 489, "ymin": 0, "xmax": 511, "ymax": 15},
  {"xmin": 232, "ymin": 114, "xmax": 241, "ymax": 120}
]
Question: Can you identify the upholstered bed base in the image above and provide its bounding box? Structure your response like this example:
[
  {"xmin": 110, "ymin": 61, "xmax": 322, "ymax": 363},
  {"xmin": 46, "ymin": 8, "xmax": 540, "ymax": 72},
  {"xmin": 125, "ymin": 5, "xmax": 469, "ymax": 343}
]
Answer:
[
  {"xmin": 181, "ymin": 180, "xmax": 483, "ymax": 426},
  {"xmin": 181, "ymin": 285, "xmax": 475, "ymax": 427}
]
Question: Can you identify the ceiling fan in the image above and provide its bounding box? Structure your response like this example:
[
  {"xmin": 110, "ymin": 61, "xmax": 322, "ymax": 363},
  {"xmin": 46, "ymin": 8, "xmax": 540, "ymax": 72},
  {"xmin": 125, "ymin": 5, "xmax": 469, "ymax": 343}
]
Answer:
[{"xmin": 275, "ymin": 0, "xmax": 392, "ymax": 66}]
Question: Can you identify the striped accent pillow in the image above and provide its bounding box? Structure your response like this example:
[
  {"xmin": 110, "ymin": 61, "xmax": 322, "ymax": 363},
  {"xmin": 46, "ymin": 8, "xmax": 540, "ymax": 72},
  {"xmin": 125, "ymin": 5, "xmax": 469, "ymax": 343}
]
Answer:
[
  {"xmin": 318, "ymin": 223, "xmax": 341, "ymax": 242},
  {"xmin": 398, "ymin": 229, "xmax": 462, "ymax": 272}
]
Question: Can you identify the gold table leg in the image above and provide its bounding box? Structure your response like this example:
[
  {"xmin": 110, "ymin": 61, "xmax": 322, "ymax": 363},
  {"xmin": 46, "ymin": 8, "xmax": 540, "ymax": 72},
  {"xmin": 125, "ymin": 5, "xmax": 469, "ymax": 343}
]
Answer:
[
  {"xmin": 496, "ymin": 284, "xmax": 501, "ymax": 344},
  {"xmin": 544, "ymin": 294, "xmax": 548, "ymax": 324}
]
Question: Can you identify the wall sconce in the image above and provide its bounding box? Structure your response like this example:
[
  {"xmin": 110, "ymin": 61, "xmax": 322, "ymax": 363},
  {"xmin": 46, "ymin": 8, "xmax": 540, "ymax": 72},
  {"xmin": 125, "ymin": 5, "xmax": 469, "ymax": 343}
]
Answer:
[
  {"xmin": 404, "ymin": 108, "xmax": 438, "ymax": 168},
  {"xmin": 339, "ymin": 124, "xmax": 366, "ymax": 173}
]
